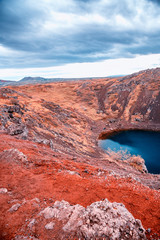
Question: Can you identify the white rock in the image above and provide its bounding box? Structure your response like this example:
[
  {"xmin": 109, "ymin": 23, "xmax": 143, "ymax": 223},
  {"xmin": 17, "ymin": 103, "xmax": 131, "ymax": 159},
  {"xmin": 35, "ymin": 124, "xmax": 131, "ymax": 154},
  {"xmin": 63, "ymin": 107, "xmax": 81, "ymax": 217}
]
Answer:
[
  {"xmin": 40, "ymin": 206, "xmax": 59, "ymax": 219},
  {"xmin": 0, "ymin": 188, "xmax": 8, "ymax": 194},
  {"xmin": 40, "ymin": 199, "xmax": 146, "ymax": 239},
  {"xmin": 45, "ymin": 222, "xmax": 55, "ymax": 230},
  {"xmin": 67, "ymin": 170, "xmax": 77, "ymax": 175},
  {"xmin": 28, "ymin": 219, "xmax": 36, "ymax": 228},
  {"xmin": 9, "ymin": 203, "xmax": 21, "ymax": 212},
  {"xmin": 33, "ymin": 197, "xmax": 40, "ymax": 203}
]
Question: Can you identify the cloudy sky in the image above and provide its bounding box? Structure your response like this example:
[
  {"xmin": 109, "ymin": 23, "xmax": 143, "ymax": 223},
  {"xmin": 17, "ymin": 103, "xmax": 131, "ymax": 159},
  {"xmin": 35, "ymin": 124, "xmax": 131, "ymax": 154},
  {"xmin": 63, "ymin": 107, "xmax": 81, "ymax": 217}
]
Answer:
[{"xmin": 0, "ymin": 0, "xmax": 160, "ymax": 80}]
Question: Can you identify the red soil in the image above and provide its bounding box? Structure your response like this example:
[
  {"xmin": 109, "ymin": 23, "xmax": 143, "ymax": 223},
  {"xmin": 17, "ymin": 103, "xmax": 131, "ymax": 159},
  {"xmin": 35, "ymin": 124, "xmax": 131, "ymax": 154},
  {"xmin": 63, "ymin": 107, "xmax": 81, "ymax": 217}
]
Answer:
[
  {"xmin": 0, "ymin": 134, "xmax": 160, "ymax": 239},
  {"xmin": 0, "ymin": 68, "xmax": 160, "ymax": 239}
]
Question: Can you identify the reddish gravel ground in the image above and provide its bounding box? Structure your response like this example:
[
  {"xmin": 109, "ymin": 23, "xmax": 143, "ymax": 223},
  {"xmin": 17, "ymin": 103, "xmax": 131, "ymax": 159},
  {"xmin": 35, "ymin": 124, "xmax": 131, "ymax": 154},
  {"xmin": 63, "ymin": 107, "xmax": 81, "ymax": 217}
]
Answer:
[{"xmin": 0, "ymin": 134, "xmax": 160, "ymax": 239}]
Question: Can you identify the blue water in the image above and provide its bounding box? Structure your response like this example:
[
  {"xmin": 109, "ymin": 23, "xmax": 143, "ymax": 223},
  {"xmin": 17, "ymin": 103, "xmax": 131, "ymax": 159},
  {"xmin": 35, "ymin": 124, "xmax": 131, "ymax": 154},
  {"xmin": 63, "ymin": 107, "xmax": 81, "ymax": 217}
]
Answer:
[{"xmin": 99, "ymin": 130, "xmax": 160, "ymax": 174}]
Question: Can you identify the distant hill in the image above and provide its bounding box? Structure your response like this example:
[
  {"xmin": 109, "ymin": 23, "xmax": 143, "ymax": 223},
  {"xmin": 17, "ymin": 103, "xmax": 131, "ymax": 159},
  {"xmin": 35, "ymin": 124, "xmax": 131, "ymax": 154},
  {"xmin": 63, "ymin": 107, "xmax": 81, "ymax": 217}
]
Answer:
[
  {"xmin": 0, "ymin": 76, "xmax": 104, "ymax": 87},
  {"xmin": 0, "ymin": 76, "xmax": 83, "ymax": 87},
  {"xmin": 19, "ymin": 76, "xmax": 46, "ymax": 83},
  {"xmin": 0, "ymin": 67, "xmax": 159, "ymax": 87},
  {"xmin": 0, "ymin": 77, "xmax": 61, "ymax": 86},
  {"xmin": 0, "ymin": 79, "xmax": 14, "ymax": 86}
]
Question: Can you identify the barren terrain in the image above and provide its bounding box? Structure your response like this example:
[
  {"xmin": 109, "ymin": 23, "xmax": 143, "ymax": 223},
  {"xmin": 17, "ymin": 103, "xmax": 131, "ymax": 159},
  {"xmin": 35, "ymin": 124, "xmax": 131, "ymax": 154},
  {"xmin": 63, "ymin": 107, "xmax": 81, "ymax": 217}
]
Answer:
[{"xmin": 0, "ymin": 68, "xmax": 160, "ymax": 239}]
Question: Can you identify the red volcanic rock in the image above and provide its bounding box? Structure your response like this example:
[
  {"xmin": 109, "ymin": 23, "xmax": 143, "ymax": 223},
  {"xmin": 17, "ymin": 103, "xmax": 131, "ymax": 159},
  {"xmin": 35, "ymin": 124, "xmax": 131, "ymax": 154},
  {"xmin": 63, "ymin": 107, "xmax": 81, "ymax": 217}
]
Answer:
[{"xmin": 0, "ymin": 68, "xmax": 160, "ymax": 239}]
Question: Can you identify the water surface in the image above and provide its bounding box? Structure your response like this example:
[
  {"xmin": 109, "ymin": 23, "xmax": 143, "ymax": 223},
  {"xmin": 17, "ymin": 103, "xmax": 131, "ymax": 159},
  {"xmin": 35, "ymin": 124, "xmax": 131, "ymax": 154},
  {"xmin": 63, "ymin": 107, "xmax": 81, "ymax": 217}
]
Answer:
[{"xmin": 99, "ymin": 130, "xmax": 160, "ymax": 174}]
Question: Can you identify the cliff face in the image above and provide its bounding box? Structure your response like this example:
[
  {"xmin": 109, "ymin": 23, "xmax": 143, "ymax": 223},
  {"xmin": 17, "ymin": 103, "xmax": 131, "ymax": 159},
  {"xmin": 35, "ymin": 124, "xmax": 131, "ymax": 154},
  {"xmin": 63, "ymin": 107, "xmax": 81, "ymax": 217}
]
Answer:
[{"xmin": 0, "ymin": 68, "xmax": 160, "ymax": 239}]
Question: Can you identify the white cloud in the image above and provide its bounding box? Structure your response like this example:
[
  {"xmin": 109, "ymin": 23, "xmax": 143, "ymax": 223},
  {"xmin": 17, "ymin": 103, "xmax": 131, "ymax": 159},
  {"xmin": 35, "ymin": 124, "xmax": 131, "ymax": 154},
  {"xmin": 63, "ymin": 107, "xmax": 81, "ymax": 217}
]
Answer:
[
  {"xmin": 0, "ymin": 45, "xmax": 21, "ymax": 57},
  {"xmin": 29, "ymin": 0, "xmax": 160, "ymax": 36},
  {"xmin": 0, "ymin": 54, "xmax": 159, "ymax": 81}
]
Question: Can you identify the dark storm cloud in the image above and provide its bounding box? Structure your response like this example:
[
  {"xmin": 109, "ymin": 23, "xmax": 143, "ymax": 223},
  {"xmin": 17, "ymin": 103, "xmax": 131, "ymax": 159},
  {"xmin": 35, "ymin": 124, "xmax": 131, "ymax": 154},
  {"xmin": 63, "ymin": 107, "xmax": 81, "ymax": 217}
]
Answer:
[
  {"xmin": 0, "ymin": 0, "xmax": 160, "ymax": 68},
  {"xmin": 148, "ymin": 0, "xmax": 160, "ymax": 4},
  {"xmin": 0, "ymin": 0, "xmax": 46, "ymax": 51}
]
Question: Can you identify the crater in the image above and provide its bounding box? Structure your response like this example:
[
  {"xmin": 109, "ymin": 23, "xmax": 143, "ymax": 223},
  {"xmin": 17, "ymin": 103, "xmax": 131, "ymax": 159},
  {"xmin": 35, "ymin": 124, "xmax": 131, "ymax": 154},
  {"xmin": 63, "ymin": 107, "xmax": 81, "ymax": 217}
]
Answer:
[{"xmin": 99, "ymin": 130, "xmax": 160, "ymax": 174}]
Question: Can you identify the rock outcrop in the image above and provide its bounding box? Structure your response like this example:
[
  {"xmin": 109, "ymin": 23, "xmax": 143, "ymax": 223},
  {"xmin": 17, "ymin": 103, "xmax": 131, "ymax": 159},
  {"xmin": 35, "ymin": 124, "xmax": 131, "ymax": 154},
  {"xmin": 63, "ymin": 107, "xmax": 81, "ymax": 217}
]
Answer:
[
  {"xmin": 0, "ymin": 148, "xmax": 27, "ymax": 164},
  {"xmin": 40, "ymin": 199, "xmax": 146, "ymax": 239}
]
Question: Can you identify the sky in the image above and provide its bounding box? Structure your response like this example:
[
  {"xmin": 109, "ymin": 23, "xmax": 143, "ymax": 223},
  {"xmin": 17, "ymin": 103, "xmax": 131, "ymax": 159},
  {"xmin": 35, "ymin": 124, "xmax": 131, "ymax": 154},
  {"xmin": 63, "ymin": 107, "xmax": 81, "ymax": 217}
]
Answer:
[{"xmin": 0, "ymin": 0, "xmax": 160, "ymax": 80}]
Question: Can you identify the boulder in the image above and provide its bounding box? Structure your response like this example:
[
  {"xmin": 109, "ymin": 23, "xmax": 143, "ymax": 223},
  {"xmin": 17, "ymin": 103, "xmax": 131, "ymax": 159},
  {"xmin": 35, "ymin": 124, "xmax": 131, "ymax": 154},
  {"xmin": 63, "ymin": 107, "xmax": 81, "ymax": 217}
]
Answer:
[{"xmin": 40, "ymin": 199, "xmax": 146, "ymax": 239}]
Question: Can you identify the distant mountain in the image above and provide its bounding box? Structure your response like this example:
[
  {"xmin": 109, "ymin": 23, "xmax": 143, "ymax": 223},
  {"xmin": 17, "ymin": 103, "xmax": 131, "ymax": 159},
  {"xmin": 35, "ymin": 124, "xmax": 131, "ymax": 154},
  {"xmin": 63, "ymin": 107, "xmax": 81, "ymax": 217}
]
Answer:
[
  {"xmin": 18, "ymin": 76, "xmax": 74, "ymax": 85},
  {"xmin": 0, "ymin": 79, "xmax": 14, "ymax": 86},
  {"xmin": 19, "ymin": 76, "xmax": 46, "ymax": 83},
  {"xmin": 0, "ymin": 76, "xmax": 97, "ymax": 87},
  {"xmin": 0, "ymin": 76, "xmax": 62, "ymax": 87}
]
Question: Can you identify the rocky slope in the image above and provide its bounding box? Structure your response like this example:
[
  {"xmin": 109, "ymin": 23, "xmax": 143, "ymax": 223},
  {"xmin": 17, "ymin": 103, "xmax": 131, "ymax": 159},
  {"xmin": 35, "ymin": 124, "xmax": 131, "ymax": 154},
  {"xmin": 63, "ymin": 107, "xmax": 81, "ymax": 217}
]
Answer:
[{"xmin": 0, "ymin": 68, "xmax": 160, "ymax": 239}]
